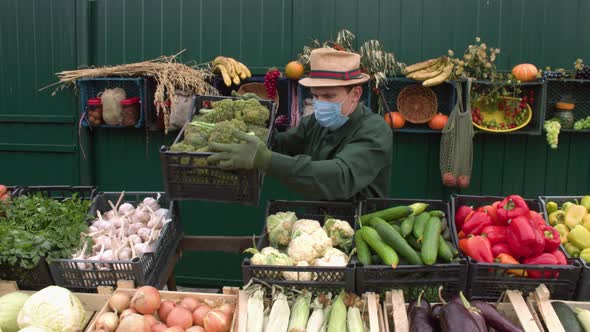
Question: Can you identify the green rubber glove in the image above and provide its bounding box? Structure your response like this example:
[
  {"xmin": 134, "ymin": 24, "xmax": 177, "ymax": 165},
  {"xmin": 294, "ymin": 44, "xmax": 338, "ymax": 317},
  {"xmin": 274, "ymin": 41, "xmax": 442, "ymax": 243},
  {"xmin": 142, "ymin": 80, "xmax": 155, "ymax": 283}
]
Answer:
[{"xmin": 207, "ymin": 130, "xmax": 272, "ymax": 170}]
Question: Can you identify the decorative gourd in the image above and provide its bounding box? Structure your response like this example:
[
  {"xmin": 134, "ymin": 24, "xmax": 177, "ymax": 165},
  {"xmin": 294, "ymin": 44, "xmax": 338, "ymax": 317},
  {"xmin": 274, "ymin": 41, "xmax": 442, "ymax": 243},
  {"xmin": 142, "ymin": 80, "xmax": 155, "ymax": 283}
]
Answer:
[
  {"xmin": 428, "ymin": 113, "xmax": 448, "ymax": 130},
  {"xmin": 512, "ymin": 64, "xmax": 538, "ymax": 82},
  {"xmin": 384, "ymin": 111, "xmax": 405, "ymax": 129}
]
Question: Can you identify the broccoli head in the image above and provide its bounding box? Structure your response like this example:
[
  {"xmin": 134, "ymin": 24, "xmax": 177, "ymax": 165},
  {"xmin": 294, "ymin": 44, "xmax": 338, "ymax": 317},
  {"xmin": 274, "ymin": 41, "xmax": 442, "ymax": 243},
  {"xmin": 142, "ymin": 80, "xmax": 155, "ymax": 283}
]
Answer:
[
  {"xmin": 169, "ymin": 141, "xmax": 195, "ymax": 152},
  {"xmin": 235, "ymin": 99, "xmax": 270, "ymax": 126},
  {"xmin": 199, "ymin": 99, "xmax": 237, "ymax": 123},
  {"xmin": 247, "ymin": 124, "xmax": 270, "ymax": 142},
  {"xmin": 208, "ymin": 119, "xmax": 248, "ymax": 146},
  {"xmin": 183, "ymin": 123, "xmax": 210, "ymax": 148}
]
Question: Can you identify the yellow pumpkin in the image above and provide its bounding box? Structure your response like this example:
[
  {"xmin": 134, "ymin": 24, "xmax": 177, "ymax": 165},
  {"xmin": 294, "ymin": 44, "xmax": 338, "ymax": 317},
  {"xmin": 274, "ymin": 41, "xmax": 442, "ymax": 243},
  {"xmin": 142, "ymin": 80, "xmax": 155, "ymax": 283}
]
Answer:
[{"xmin": 512, "ymin": 63, "xmax": 538, "ymax": 82}]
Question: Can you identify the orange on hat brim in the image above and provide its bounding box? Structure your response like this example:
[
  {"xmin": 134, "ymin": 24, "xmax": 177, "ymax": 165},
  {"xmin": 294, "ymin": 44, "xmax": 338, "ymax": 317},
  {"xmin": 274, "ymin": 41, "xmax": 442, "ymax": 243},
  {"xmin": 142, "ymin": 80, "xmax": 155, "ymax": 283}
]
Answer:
[{"xmin": 299, "ymin": 73, "xmax": 370, "ymax": 87}]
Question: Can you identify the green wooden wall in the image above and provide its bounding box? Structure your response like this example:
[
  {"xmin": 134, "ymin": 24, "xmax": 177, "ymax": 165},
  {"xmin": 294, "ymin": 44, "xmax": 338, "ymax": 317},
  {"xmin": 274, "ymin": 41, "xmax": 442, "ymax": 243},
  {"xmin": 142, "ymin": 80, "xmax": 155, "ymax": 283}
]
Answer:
[{"xmin": 1, "ymin": 0, "xmax": 589, "ymax": 286}]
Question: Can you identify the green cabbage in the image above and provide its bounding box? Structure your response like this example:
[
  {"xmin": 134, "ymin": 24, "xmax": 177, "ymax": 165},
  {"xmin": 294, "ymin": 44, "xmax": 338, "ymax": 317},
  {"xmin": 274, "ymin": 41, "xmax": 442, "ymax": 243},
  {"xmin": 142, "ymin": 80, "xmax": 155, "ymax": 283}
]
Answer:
[
  {"xmin": 17, "ymin": 286, "xmax": 85, "ymax": 332},
  {"xmin": 0, "ymin": 292, "xmax": 29, "ymax": 332}
]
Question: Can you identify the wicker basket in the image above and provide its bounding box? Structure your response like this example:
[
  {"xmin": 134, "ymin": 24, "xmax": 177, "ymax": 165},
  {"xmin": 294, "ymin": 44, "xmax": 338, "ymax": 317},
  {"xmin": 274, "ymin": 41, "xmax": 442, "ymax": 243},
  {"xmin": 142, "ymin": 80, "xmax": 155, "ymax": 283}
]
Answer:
[
  {"xmin": 238, "ymin": 82, "xmax": 279, "ymax": 104},
  {"xmin": 396, "ymin": 85, "xmax": 438, "ymax": 123}
]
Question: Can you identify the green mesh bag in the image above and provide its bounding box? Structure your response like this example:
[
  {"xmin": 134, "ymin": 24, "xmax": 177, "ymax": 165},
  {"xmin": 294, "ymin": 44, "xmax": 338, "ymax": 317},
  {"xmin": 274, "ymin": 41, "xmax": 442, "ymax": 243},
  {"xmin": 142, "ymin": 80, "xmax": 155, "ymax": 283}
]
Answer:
[{"xmin": 440, "ymin": 81, "xmax": 474, "ymax": 187}]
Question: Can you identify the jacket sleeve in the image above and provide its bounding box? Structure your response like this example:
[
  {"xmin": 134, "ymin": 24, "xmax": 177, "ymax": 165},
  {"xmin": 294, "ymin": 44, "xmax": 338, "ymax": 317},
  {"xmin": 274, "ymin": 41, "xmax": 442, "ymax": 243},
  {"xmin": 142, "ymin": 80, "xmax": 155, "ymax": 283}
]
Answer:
[{"xmin": 267, "ymin": 122, "xmax": 392, "ymax": 201}]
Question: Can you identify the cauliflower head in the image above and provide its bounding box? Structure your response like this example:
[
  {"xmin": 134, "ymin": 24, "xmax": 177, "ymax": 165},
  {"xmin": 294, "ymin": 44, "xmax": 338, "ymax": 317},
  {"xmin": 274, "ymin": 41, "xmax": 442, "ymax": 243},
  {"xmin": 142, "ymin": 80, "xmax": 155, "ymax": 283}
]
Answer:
[
  {"xmin": 292, "ymin": 219, "xmax": 322, "ymax": 237},
  {"xmin": 309, "ymin": 228, "xmax": 333, "ymax": 257},
  {"xmin": 322, "ymin": 247, "xmax": 349, "ymax": 262},
  {"xmin": 282, "ymin": 261, "xmax": 313, "ymax": 281},
  {"xmin": 266, "ymin": 211, "xmax": 297, "ymax": 247},
  {"xmin": 323, "ymin": 218, "xmax": 354, "ymax": 253},
  {"xmin": 288, "ymin": 233, "xmax": 320, "ymax": 263}
]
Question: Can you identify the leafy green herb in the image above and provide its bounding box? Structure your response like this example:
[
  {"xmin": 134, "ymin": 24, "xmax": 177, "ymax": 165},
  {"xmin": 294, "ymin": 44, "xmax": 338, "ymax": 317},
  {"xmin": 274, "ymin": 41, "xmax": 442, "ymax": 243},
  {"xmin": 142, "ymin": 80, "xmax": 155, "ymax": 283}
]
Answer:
[{"xmin": 0, "ymin": 194, "xmax": 92, "ymax": 269}]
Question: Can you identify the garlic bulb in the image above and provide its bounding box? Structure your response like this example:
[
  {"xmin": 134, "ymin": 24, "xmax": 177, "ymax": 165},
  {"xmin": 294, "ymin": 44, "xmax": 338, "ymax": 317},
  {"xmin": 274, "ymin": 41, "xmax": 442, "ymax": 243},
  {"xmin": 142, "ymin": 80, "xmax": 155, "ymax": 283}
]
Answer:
[
  {"xmin": 155, "ymin": 208, "xmax": 169, "ymax": 219},
  {"xmin": 147, "ymin": 216, "xmax": 163, "ymax": 230},
  {"xmin": 142, "ymin": 197, "xmax": 160, "ymax": 212},
  {"xmin": 118, "ymin": 247, "xmax": 132, "ymax": 260},
  {"xmin": 88, "ymin": 225, "xmax": 98, "ymax": 233},
  {"xmin": 131, "ymin": 208, "xmax": 150, "ymax": 223},
  {"xmin": 127, "ymin": 222, "xmax": 143, "ymax": 236},
  {"xmin": 134, "ymin": 242, "xmax": 153, "ymax": 256},
  {"xmin": 102, "ymin": 249, "xmax": 114, "ymax": 260},
  {"xmin": 118, "ymin": 202, "xmax": 135, "ymax": 215},
  {"xmin": 128, "ymin": 234, "xmax": 142, "ymax": 245},
  {"xmin": 93, "ymin": 235, "xmax": 112, "ymax": 251},
  {"xmin": 104, "ymin": 210, "xmax": 116, "ymax": 220},
  {"xmin": 109, "ymin": 215, "xmax": 122, "ymax": 228},
  {"xmin": 137, "ymin": 227, "xmax": 152, "ymax": 242}
]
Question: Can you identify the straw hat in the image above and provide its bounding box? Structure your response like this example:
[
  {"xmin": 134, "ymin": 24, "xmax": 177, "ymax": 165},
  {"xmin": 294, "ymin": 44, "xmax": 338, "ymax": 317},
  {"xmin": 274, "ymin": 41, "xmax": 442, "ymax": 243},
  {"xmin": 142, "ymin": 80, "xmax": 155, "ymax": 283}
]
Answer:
[{"xmin": 299, "ymin": 48, "xmax": 370, "ymax": 87}]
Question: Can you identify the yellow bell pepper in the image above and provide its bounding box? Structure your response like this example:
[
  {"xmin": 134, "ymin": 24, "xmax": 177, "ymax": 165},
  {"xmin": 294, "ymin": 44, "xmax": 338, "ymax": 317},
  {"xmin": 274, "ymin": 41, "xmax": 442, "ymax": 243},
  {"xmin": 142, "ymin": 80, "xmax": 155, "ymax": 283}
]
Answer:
[
  {"xmin": 567, "ymin": 225, "xmax": 590, "ymax": 250},
  {"xmin": 555, "ymin": 224, "xmax": 570, "ymax": 244},
  {"xmin": 549, "ymin": 210, "xmax": 566, "ymax": 226},
  {"xmin": 581, "ymin": 248, "xmax": 590, "ymax": 262}
]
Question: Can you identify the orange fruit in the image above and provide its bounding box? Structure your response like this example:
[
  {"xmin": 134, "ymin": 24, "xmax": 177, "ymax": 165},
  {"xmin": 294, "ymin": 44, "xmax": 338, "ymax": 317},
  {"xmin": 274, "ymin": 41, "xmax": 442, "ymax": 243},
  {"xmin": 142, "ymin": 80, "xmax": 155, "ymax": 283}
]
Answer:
[
  {"xmin": 285, "ymin": 61, "xmax": 304, "ymax": 80},
  {"xmin": 384, "ymin": 112, "xmax": 405, "ymax": 129}
]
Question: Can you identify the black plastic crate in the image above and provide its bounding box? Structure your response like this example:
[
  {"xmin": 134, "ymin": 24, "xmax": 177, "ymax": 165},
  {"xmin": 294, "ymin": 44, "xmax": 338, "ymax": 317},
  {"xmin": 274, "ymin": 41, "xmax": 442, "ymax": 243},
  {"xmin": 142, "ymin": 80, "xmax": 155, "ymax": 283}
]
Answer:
[
  {"xmin": 77, "ymin": 77, "xmax": 155, "ymax": 128},
  {"xmin": 540, "ymin": 195, "xmax": 590, "ymax": 300},
  {"xmin": 545, "ymin": 79, "xmax": 590, "ymax": 132},
  {"xmin": 160, "ymin": 95, "xmax": 276, "ymax": 205},
  {"xmin": 451, "ymin": 194, "xmax": 581, "ymax": 300},
  {"xmin": 242, "ymin": 200, "xmax": 358, "ymax": 292},
  {"xmin": 355, "ymin": 198, "xmax": 468, "ymax": 301},
  {"xmin": 379, "ymin": 78, "xmax": 458, "ymax": 134},
  {"xmin": 468, "ymin": 80, "xmax": 546, "ymax": 135},
  {"xmin": 49, "ymin": 192, "xmax": 183, "ymax": 292}
]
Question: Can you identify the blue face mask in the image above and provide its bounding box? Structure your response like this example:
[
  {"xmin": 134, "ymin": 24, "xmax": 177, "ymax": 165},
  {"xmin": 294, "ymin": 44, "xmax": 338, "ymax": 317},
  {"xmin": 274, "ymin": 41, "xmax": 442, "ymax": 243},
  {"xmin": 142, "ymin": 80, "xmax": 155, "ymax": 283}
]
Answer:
[{"xmin": 313, "ymin": 90, "xmax": 353, "ymax": 130}]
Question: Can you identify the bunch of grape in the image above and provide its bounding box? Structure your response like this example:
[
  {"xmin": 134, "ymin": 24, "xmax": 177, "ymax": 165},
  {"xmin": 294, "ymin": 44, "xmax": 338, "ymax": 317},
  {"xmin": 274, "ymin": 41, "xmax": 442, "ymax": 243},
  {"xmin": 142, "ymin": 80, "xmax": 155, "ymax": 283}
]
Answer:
[
  {"xmin": 575, "ymin": 59, "xmax": 590, "ymax": 79},
  {"xmin": 574, "ymin": 116, "xmax": 590, "ymax": 130},
  {"xmin": 264, "ymin": 69, "xmax": 281, "ymax": 100},
  {"xmin": 542, "ymin": 70, "xmax": 567, "ymax": 80},
  {"xmin": 544, "ymin": 120, "xmax": 561, "ymax": 149}
]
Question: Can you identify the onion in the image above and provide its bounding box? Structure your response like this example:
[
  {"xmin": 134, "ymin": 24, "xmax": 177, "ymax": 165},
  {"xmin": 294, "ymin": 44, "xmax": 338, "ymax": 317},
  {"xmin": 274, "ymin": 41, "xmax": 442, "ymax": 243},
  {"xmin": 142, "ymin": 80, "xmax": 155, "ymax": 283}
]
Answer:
[
  {"xmin": 120, "ymin": 308, "xmax": 137, "ymax": 320},
  {"xmin": 131, "ymin": 286, "xmax": 161, "ymax": 315},
  {"xmin": 144, "ymin": 314, "xmax": 159, "ymax": 327},
  {"xmin": 186, "ymin": 327, "xmax": 205, "ymax": 332},
  {"xmin": 158, "ymin": 300, "xmax": 176, "ymax": 322},
  {"xmin": 109, "ymin": 292, "xmax": 131, "ymax": 313},
  {"xmin": 179, "ymin": 297, "xmax": 199, "ymax": 312},
  {"xmin": 204, "ymin": 309, "xmax": 231, "ymax": 332},
  {"xmin": 116, "ymin": 313, "xmax": 151, "ymax": 332},
  {"xmin": 96, "ymin": 312, "xmax": 119, "ymax": 332},
  {"xmin": 216, "ymin": 303, "xmax": 235, "ymax": 316},
  {"xmin": 192, "ymin": 305, "xmax": 211, "ymax": 326},
  {"xmin": 151, "ymin": 323, "xmax": 168, "ymax": 332},
  {"xmin": 166, "ymin": 306, "xmax": 193, "ymax": 329}
]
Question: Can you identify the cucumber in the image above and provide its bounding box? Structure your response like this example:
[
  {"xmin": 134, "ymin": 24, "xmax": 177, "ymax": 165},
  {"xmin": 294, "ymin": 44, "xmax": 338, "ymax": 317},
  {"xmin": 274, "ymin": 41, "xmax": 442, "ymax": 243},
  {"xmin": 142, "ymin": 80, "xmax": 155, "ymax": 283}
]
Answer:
[
  {"xmin": 371, "ymin": 217, "xmax": 423, "ymax": 265},
  {"xmin": 429, "ymin": 210, "xmax": 446, "ymax": 218},
  {"xmin": 406, "ymin": 235, "xmax": 422, "ymax": 251},
  {"xmin": 359, "ymin": 227, "xmax": 399, "ymax": 267},
  {"xmin": 360, "ymin": 206, "xmax": 412, "ymax": 225},
  {"xmin": 391, "ymin": 224, "xmax": 402, "ymax": 234},
  {"xmin": 447, "ymin": 241, "xmax": 459, "ymax": 257},
  {"xmin": 440, "ymin": 218, "xmax": 448, "ymax": 231},
  {"xmin": 442, "ymin": 227, "xmax": 451, "ymax": 241},
  {"xmin": 421, "ymin": 216, "xmax": 442, "ymax": 265},
  {"xmin": 551, "ymin": 301, "xmax": 583, "ymax": 332},
  {"xmin": 437, "ymin": 235, "xmax": 454, "ymax": 263},
  {"xmin": 355, "ymin": 232, "xmax": 372, "ymax": 266},
  {"xmin": 413, "ymin": 212, "xmax": 431, "ymax": 242},
  {"xmin": 400, "ymin": 214, "xmax": 415, "ymax": 237}
]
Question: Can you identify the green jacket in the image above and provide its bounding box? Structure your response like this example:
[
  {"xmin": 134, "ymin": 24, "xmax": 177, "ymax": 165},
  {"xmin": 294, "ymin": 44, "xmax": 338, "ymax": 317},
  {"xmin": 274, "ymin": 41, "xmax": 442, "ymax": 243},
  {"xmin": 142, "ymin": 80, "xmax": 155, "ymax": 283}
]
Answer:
[{"xmin": 268, "ymin": 104, "xmax": 392, "ymax": 201}]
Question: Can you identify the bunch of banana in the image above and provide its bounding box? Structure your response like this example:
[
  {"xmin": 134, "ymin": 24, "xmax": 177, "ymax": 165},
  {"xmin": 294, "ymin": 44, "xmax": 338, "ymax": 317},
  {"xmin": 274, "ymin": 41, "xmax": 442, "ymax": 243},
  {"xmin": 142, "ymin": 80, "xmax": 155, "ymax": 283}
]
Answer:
[
  {"xmin": 405, "ymin": 56, "xmax": 454, "ymax": 87},
  {"xmin": 211, "ymin": 56, "xmax": 252, "ymax": 87}
]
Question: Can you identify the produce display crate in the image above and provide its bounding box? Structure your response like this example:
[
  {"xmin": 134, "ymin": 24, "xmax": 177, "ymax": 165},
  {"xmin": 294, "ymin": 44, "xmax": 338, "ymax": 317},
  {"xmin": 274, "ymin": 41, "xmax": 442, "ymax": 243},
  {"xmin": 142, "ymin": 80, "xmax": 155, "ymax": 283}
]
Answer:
[
  {"xmin": 297, "ymin": 81, "xmax": 372, "ymax": 117},
  {"xmin": 382, "ymin": 288, "xmax": 543, "ymax": 332},
  {"xmin": 0, "ymin": 280, "xmax": 112, "ymax": 331},
  {"xmin": 160, "ymin": 95, "xmax": 276, "ymax": 205},
  {"xmin": 545, "ymin": 78, "xmax": 590, "ymax": 132},
  {"xmin": 49, "ymin": 192, "xmax": 183, "ymax": 292},
  {"xmin": 380, "ymin": 77, "xmax": 458, "ymax": 133},
  {"xmin": 540, "ymin": 195, "xmax": 590, "ymax": 300},
  {"xmin": 451, "ymin": 195, "xmax": 581, "ymax": 301},
  {"xmin": 0, "ymin": 186, "xmax": 98, "ymax": 290},
  {"xmin": 241, "ymin": 200, "xmax": 358, "ymax": 292},
  {"xmin": 469, "ymin": 80, "xmax": 546, "ymax": 135},
  {"xmin": 355, "ymin": 198, "xmax": 468, "ymax": 302},
  {"xmin": 86, "ymin": 285, "xmax": 239, "ymax": 332},
  {"xmin": 528, "ymin": 284, "xmax": 590, "ymax": 332}
]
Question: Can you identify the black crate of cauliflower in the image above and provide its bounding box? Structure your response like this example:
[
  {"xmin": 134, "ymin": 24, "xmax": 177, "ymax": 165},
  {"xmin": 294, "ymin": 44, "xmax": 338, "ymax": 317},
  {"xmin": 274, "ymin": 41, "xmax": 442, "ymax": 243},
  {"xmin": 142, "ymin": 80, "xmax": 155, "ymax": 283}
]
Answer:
[
  {"xmin": 242, "ymin": 200, "xmax": 358, "ymax": 291},
  {"xmin": 160, "ymin": 95, "xmax": 276, "ymax": 205},
  {"xmin": 48, "ymin": 192, "xmax": 183, "ymax": 292}
]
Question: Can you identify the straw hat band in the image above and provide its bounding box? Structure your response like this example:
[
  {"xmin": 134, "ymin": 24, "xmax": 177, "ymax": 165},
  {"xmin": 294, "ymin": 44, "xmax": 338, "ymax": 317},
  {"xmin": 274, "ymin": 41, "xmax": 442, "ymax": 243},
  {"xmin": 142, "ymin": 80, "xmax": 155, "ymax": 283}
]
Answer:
[{"xmin": 309, "ymin": 68, "xmax": 363, "ymax": 80}]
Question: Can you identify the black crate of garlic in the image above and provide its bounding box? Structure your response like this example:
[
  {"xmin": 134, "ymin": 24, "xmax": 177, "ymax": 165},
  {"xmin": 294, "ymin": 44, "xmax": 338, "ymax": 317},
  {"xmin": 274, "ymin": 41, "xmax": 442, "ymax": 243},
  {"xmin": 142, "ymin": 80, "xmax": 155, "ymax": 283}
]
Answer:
[{"xmin": 48, "ymin": 191, "xmax": 183, "ymax": 292}]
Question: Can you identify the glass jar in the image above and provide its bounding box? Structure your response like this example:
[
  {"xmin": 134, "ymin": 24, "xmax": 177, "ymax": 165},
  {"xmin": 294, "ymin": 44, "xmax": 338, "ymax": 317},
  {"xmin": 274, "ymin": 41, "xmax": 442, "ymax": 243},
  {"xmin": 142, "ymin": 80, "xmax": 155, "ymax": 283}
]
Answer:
[
  {"xmin": 120, "ymin": 97, "xmax": 141, "ymax": 126},
  {"xmin": 87, "ymin": 98, "xmax": 103, "ymax": 126},
  {"xmin": 554, "ymin": 101, "xmax": 575, "ymax": 129}
]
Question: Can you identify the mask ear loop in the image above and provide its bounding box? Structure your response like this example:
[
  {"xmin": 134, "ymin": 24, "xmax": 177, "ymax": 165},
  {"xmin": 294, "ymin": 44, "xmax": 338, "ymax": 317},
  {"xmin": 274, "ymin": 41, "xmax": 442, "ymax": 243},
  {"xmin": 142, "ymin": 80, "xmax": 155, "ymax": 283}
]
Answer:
[{"xmin": 342, "ymin": 86, "xmax": 358, "ymax": 116}]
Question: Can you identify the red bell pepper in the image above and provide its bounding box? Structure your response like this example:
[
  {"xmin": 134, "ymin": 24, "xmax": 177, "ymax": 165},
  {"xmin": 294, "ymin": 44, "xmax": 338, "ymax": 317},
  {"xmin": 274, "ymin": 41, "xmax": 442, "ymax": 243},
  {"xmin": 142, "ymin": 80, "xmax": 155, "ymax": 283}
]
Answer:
[
  {"xmin": 461, "ymin": 211, "xmax": 492, "ymax": 236},
  {"xmin": 481, "ymin": 225, "xmax": 507, "ymax": 245},
  {"xmin": 459, "ymin": 235, "xmax": 494, "ymax": 263},
  {"xmin": 530, "ymin": 210, "xmax": 547, "ymax": 228},
  {"xmin": 492, "ymin": 242, "xmax": 513, "ymax": 258},
  {"xmin": 541, "ymin": 225, "xmax": 561, "ymax": 253},
  {"xmin": 497, "ymin": 195, "xmax": 530, "ymax": 225},
  {"xmin": 458, "ymin": 230, "xmax": 466, "ymax": 239},
  {"xmin": 492, "ymin": 201, "xmax": 501, "ymax": 210},
  {"xmin": 478, "ymin": 205, "xmax": 498, "ymax": 224},
  {"xmin": 455, "ymin": 205, "xmax": 473, "ymax": 231},
  {"xmin": 507, "ymin": 216, "xmax": 544, "ymax": 258},
  {"xmin": 496, "ymin": 253, "xmax": 526, "ymax": 277},
  {"xmin": 523, "ymin": 253, "xmax": 559, "ymax": 279},
  {"xmin": 550, "ymin": 249, "xmax": 567, "ymax": 265}
]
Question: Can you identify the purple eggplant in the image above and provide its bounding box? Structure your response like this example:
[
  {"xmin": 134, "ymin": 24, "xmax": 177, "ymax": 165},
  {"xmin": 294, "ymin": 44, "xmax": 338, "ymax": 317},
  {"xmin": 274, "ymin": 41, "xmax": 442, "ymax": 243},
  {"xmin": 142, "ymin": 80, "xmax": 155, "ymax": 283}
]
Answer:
[
  {"xmin": 431, "ymin": 303, "xmax": 443, "ymax": 320},
  {"xmin": 409, "ymin": 290, "xmax": 437, "ymax": 332},
  {"xmin": 440, "ymin": 302, "xmax": 482, "ymax": 332},
  {"xmin": 471, "ymin": 300, "xmax": 523, "ymax": 332},
  {"xmin": 458, "ymin": 292, "xmax": 487, "ymax": 332}
]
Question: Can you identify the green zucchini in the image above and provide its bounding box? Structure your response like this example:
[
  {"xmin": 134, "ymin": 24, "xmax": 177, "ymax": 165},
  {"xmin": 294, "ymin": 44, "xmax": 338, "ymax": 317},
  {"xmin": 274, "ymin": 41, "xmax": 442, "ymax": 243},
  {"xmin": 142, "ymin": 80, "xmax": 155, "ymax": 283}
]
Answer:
[
  {"xmin": 437, "ymin": 235, "xmax": 454, "ymax": 263},
  {"xmin": 360, "ymin": 206, "xmax": 412, "ymax": 225},
  {"xmin": 413, "ymin": 212, "xmax": 431, "ymax": 242},
  {"xmin": 442, "ymin": 227, "xmax": 451, "ymax": 241},
  {"xmin": 551, "ymin": 301, "xmax": 583, "ymax": 332},
  {"xmin": 429, "ymin": 210, "xmax": 446, "ymax": 218},
  {"xmin": 447, "ymin": 241, "xmax": 459, "ymax": 257},
  {"xmin": 421, "ymin": 217, "xmax": 442, "ymax": 265},
  {"xmin": 406, "ymin": 235, "xmax": 422, "ymax": 251},
  {"xmin": 371, "ymin": 217, "xmax": 423, "ymax": 265},
  {"xmin": 400, "ymin": 214, "xmax": 415, "ymax": 237},
  {"xmin": 359, "ymin": 227, "xmax": 399, "ymax": 268},
  {"xmin": 355, "ymin": 232, "xmax": 372, "ymax": 266},
  {"xmin": 391, "ymin": 224, "xmax": 402, "ymax": 234},
  {"xmin": 440, "ymin": 218, "xmax": 448, "ymax": 231}
]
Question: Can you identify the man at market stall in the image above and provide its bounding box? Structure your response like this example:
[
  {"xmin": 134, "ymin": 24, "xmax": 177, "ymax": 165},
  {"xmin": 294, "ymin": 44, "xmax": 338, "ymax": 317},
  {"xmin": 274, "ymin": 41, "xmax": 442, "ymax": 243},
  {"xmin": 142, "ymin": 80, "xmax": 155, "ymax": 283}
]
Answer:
[{"xmin": 208, "ymin": 48, "xmax": 393, "ymax": 201}]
